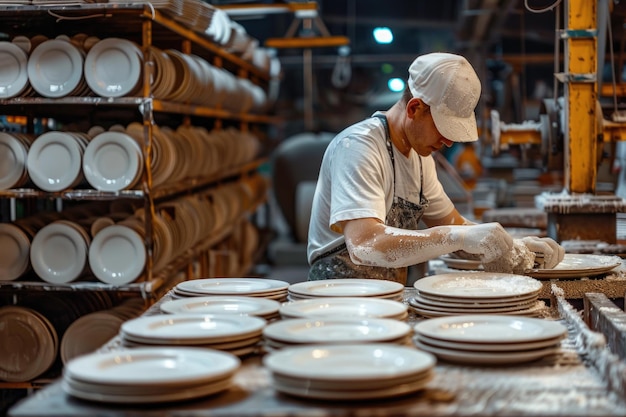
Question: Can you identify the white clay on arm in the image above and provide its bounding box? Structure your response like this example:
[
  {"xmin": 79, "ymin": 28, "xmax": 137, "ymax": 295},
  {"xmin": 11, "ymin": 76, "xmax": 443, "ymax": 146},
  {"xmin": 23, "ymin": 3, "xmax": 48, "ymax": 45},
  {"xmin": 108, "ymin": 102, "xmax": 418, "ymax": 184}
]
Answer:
[
  {"xmin": 340, "ymin": 207, "xmax": 515, "ymax": 269},
  {"xmin": 341, "ymin": 217, "xmax": 462, "ymax": 268}
]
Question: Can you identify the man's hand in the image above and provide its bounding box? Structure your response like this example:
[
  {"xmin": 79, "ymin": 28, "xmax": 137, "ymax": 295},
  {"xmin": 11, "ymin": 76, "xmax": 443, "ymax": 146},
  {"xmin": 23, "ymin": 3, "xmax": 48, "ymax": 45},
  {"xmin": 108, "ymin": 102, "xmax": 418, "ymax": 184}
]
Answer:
[{"xmin": 521, "ymin": 236, "xmax": 565, "ymax": 269}]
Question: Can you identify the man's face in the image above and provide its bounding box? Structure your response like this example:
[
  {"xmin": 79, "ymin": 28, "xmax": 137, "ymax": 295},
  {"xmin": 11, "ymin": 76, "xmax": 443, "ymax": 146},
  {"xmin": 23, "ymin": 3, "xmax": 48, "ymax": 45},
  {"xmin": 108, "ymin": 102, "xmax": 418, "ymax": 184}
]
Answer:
[{"xmin": 406, "ymin": 107, "xmax": 454, "ymax": 157}]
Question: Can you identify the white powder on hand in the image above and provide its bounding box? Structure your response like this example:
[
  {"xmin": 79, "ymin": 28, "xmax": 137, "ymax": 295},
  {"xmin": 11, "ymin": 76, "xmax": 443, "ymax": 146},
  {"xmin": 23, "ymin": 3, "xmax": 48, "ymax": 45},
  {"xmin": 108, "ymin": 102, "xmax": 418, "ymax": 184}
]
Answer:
[{"xmin": 482, "ymin": 239, "xmax": 536, "ymax": 274}]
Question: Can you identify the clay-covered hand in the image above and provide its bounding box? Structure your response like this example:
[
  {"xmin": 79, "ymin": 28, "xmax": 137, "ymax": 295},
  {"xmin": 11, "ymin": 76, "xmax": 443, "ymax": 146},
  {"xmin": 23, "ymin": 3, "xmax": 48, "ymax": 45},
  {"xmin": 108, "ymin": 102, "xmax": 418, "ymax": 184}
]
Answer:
[
  {"xmin": 448, "ymin": 222, "xmax": 513, "ymax": 263},
  {"xmin": 520, "ymin": 236, "xmax": 565, "ymax": 269}
]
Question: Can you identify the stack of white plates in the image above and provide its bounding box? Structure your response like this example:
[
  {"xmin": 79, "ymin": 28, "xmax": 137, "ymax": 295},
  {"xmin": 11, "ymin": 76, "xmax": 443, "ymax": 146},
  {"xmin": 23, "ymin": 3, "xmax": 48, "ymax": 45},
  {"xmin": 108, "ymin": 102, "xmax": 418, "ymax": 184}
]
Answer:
[
  {"xmin": 0, "ymin": 132, "xmax": 33, "ymax": 190},
  {"xmin": 88, "ymin": 224, "xmax": 146, "ymax": 285},
  {"xmin": 82, "ymin": 130, "xmax": 144, "ymax": 192},
  {"xmin": 288, "ymin": 279, "xmax": 404, "ymax": 301},
  {"xmin": 160, "ymin": 296, "xmax": 280, "ymax": 321},
  {"xmin": 413, "ymin": 315, "xmax": 567, "ymax": 365},
  {"xmin": 27, "ymin": 39, "xmax": 85, "ymax": 98},
  {"xmin": 60, "ymin": 298, "xmax": 145, "ymax": 365},
  {"xmin": 26, "ymin": 131, "xmax": 90, "ymax": 192},
  {"xmin": 263, "ymin": 318, "xmax": 412, "ymax": 350},
  {"xmin": 279, "ymin": 297, "xmax": 408, "ymax": 320},
  {"xmin": 84, "ymin": 38, "xmax": 142, "ymax": 98},
  {"xmin": 120, "ymin": 313, "xmax": 266, "ymax": 357},
  {"xmin": 0, "ymin": 305, "xmax": 58, "ymax": 382},
  {"xmin": 410, "ymin": 272, "xmax": 544, "ymax": 318},
  {"xmin": 0, "ymin": 41, "xmax": 29, "ymax": 99},
  {"xmin": 263, "ymin": 344, "xmax": 436, "ymax": 400},
  {"xmin": 0, "ymin": 222, "xmax": 32, "ymax": 281},
  {"xmin": 62, "ymin": 347, "xmax": 240, "ymax": 404},
  {"xmin": 173, "ymin": 278, "xmax": 289, "ymax": 301},
  {"xmin": 30, "ymin": 220, "xmax": 90, "ymax": 284}
]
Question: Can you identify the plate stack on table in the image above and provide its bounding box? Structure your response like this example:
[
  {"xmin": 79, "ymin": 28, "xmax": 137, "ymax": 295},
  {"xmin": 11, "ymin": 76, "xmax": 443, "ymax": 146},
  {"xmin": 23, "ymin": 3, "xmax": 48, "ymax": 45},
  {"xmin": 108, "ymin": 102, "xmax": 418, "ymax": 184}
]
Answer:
[
  {"xmin": 172, "ymin": 278, "xmax": 289, "ymax": 301},
  {"xmin": 525, "ymin": 253, "xmax": 622, "ymax": 279},
  {"xmin": 279, "ymin": 297, "xmax": 408, "ymax": 320},
  {"xmin": 119, "ymin": 313, "xmax": 266, "ymax": 357},
  {"xmin": 262, "ymin": 317, "xmax": 413, "ymax": 350},
  {"xmin": 287, "ymin": 278, "xmax": 404, "ymax": 301},
  {"xmin": 438, "ymin": 253, "xmax": 622, "ymax": 280},
  {"xmin": 413, "ymin": 314, "xmax": 567, "ymax": 365},
  {"xmin": 263, "ymin": 344, "xmax": 436, "ymax": 400},
  {"xmin": 62, "ymin": 347, "xmax": 240, "ymax": 404},
  {"xmin": 410, "ymin": 272, "xmax": 545, "ymax": 318},
  {"xmin": 160, "ymin": 296, "xmax": 281, "ymax": 321}
]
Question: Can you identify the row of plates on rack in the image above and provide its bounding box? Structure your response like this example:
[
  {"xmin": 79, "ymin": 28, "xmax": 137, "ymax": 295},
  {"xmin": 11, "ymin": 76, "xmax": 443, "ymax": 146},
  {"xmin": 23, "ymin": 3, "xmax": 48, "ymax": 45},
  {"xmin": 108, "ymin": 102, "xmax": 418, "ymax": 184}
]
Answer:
[
  {"xmin": 1, "ymin": 35, "xmax": 269, "ymax": 113},
  {"xmin": 0, "ymin": 123, "xmax": 261, "ymax": 192},
  {"xmin": 0, "ymin": 177, "xmax": 266, "ymax": 283}
]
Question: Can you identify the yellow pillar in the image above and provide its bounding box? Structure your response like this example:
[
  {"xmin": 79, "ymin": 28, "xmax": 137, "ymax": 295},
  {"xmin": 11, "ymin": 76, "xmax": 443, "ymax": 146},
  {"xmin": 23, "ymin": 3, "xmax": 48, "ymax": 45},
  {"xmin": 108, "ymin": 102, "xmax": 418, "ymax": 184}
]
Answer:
[{"xmin": 564, "ymin": 0, "xmax": 597, "ymax": 193}]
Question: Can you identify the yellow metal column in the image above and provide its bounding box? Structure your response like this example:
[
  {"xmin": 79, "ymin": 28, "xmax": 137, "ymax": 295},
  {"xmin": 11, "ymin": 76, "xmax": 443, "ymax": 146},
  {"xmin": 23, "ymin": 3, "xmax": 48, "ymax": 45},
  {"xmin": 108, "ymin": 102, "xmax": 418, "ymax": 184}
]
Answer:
[{"xmin": 564, "ymin": 0, "xmax": 598, "ymax": 193}]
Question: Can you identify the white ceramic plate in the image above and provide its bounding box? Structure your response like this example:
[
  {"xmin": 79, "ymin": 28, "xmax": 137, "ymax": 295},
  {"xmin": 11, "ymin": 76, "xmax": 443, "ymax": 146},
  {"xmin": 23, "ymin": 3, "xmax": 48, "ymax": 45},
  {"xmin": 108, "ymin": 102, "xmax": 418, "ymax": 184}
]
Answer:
[
  {"xmin": 409, "ymin": 295, "xmax": 537, "ymax": 313},
  {"xmin": 88, "ymin": 224, "xmax": 146, "ymax": 285},
  {"xmin": 415, "ymin": 333, "xmax": 563, "ymax": 352},
  {"xmin": 160, "ymin": 296, "xmax": 280, "ymax": 317},
  {"xmin": 83, "ymin": 131, "xmax": 143, "ymax": 191},
  {"xmin": 413, "ymin": 314, "xmax": 567, "ymax": 344},
  {"xmin": 27, "ymin": 39, "xmax": 83, "ymax": 97},
  {"xmin": 271, "ymin": 369, "xmax": 430, "ymax": 391},
  {"xmin": 526, "ymin": 253, "xmax": 622, "ymax": 279},
  {"xmin": 411, "ymin": 303, "xmax": 545, "ymax": 319},
  {"xmin": 30, "ymin": 221, "xmax": 88, "ymax": 283},
  {"xmin": 414, "ymin": 338, "xmax": 560, "ymax": 365},
  {"xmin": 60, "ymin": 312, "xmax": 124, "ymax": 364},
  {"xmin": 272, "ymin": 373, "xmax": 432, "ymax": 400},
  {"xmin": 263, "ymin": 318, "xmax": 411, "ymax": 345},
  {"xmin": 64, "ymin": 347, "xmax": 240, "ymax": 386},
  {"xmin": 279, "ymin": 297, "xmax": 408, "ymax": 320},
  {"xmin": 176, "ymin": 278, "xmax": 289, "ymax": 295},
  {"xmin": 288, "ymin": 279, "xmax": 403, "ymax": 298},
  {"xmin": 415, "ymin": 291, "xmax": 538, "ymax": 306},
  {"xmin": 0, "ymin": 306, "xmax": 57, "ymax": 382},
  {"xmin": 64, "ymin": 373, "xmax": 232, "ymax": 396},
  {"xmin": 263, "ymin": 344, "xmax": 436, "ymax": 381},
  {"xmin": 62, "ymin": 377, "xmax": 231, "ymax": 404},
  {"xmin": 414, "ymin": 272, "xmax": 542, "ymax": 299},
  {"xmin": 0, "ymin": 223, "xmax": 31, "ymax": 281},
  {"xmin": 0, "ymin": 41, "xmax": 29, "ymax": 98},
  {"xmin": 84, "ymin": 38, "xmax": 142, "ymax": 98},
  {"xmin": 27, "ymin": 131, "xmax": 84, "ymax": 191},
  {"xmin": 438, "ymin": 254, "xmax": 483, "ymax": 270},
  {"xmin": 0, "ymin": 132, "xmax": 29, "ymax": 190},
  {"xmin": 120, "ymin": 313, "xmax": 266, "ymax": 343}
]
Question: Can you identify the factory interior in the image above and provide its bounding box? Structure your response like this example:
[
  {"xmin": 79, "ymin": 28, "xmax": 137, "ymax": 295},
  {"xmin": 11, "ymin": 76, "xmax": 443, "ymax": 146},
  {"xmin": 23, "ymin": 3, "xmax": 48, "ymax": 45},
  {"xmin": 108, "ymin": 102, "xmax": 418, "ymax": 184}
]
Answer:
[{"xmin": 2, "ymin": 1, "xmax": 626, "ymax": 417}]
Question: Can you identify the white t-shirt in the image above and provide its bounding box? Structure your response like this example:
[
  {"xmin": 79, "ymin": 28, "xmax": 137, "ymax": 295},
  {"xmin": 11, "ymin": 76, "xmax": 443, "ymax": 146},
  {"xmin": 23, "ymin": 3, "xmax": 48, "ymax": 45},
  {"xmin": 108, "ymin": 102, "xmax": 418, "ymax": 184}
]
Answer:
[{"xmin": 307, "ymin": 114, "xmax": 455, "ymax": 264}]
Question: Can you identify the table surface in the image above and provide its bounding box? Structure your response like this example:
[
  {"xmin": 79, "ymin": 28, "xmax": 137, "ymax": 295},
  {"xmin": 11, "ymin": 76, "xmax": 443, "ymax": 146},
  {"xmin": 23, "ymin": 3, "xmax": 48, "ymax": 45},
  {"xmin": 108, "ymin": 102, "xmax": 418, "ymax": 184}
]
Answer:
[{"xmin": 9, "ymin": 287, "xmax": 626, "ymax": 417}]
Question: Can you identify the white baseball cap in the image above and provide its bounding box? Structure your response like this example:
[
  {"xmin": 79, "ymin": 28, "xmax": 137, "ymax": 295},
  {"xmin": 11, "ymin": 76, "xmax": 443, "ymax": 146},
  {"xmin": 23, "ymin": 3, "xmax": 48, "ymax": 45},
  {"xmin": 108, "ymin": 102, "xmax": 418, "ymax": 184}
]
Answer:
[{"xmin": 408, "ymin": 52, "xmax": 481, "ymax": 143}]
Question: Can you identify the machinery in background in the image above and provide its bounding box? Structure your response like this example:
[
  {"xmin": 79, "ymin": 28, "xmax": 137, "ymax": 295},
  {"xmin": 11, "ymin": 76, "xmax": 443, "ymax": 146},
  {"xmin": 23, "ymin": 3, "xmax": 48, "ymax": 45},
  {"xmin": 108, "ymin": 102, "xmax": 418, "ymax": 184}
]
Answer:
[{"xmin": 488, "ymin": 0, "xmax": 626, "ymax": 245}]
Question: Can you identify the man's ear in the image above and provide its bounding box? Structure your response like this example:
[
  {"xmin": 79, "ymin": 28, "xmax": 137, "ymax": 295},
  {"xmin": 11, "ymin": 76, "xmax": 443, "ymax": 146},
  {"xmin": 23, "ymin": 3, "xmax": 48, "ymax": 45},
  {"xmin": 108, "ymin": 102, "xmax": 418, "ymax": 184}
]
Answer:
[{"xmin": 406, "ymin": 97, "xmax": 427, "ymax": 119}]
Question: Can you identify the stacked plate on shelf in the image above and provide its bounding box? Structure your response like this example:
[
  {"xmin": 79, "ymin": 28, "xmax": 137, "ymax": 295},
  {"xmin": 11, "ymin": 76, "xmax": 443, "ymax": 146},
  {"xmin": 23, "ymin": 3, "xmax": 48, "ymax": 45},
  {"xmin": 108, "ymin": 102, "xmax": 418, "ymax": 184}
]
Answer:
[
  {"xmin": 279, "ymin": 296, "xmax": 408, "ymax": 320},
  {"xmin": 413, "ymin": 314, "xmax": 567, "ymax": 365},
  {"xmin": 410, "ymin": 272, "xmax": 545, "ymax": 318},
  {"xmin": 60, "ymin": 297, "xmax": 146, "ymax": 364},
  {"xmin": 287, "ymin": 278, "xmax": 404, "ymax": 301},
  {"xmin": 263, "ymin": 317, "xmax": 412, "ymax": 350},
  {"xmin": 172, "ymin": 278, "xmax": 290, "ymax": 301},
  {"xmin": 62, "ymin": 347, "xmax": 240, "ymax": 404},
  {"xmin": 119, "ymin": 313, "xmax": 266, "ymax": 357},
  {"xmin": 263, "ymin": 344, "xmax": 436, "ymax": 400},
  {"xmin": 0, "ymin": 305, "xmax": 58, "ymax": 382},
  {"xmin": 160, "ymin": 295, "xmax": 281, "ymax": 321}
]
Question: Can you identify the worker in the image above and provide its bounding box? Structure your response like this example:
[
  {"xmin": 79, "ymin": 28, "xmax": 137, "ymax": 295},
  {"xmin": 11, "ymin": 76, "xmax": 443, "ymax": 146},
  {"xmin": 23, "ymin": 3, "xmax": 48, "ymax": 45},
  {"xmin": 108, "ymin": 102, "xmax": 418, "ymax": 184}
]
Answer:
[{"xmin": 306, "ymin": 52, "xmax": 564, "ymax": 284}]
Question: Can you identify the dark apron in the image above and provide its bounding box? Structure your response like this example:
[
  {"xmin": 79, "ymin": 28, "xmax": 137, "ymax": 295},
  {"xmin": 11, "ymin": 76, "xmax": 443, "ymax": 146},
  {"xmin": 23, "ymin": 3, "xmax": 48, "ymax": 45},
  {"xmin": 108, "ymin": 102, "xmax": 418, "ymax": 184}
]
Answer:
[{"xmin": 308, "ymin": 114, "xmax": 429, "ymax": 285}]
